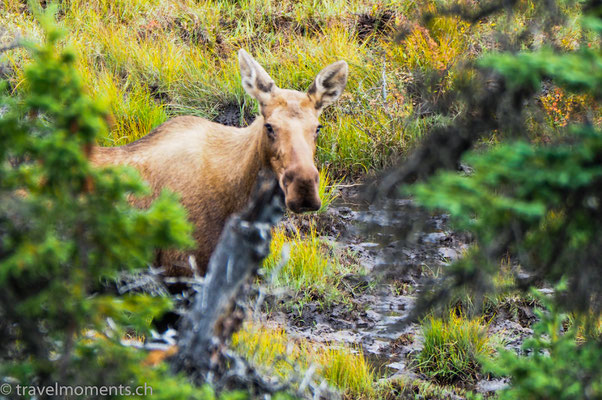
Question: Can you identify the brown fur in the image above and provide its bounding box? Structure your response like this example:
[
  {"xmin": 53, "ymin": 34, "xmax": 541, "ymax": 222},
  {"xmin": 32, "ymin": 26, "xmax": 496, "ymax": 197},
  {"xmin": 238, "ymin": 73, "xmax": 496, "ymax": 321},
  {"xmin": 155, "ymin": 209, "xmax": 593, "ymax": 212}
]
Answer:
[{"xmin": 90, "ymin": 51, "xmax": 348, "ymax": 276}]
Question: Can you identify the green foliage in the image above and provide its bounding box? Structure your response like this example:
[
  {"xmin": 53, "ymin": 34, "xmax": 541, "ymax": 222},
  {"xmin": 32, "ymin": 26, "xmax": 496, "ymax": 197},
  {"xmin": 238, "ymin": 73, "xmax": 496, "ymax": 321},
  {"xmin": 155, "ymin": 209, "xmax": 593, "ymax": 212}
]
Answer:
[
  {"xmin": 485, "ymin": 294, "xmax": 602, "ymax": 400},
  {"xmin": 480, "ymin": 48, "xmax": 602, "ymax": 97},
  {"xmin": 416, "ymin": 310, "xmax": 495, "ymax": 384},
  {"xmin": 0, "ymin": 10, "xmax": 215, "ymax": 399},
  {"xmin": 412, "ymin": 127, "xmax": 602, "ymax": 309},
  {"xmin": 406, "ymin": 0, "xmax": 602, "ymax": 397},
  {"xmin": 409, "ymin": 0, "xmax": 602, "ymax": 316}
]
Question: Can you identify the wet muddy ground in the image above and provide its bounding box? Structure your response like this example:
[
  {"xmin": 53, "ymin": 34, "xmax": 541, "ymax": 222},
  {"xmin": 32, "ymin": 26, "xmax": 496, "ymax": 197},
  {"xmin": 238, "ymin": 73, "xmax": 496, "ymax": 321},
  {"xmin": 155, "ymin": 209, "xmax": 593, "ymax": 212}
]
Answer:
[
  {"xmin": 264, "ymin": 188, "xmax": 539, "ymax": 397},
  {"xmin": 121, "ymin": 186, "xmax": 539, "ymax": 397}
]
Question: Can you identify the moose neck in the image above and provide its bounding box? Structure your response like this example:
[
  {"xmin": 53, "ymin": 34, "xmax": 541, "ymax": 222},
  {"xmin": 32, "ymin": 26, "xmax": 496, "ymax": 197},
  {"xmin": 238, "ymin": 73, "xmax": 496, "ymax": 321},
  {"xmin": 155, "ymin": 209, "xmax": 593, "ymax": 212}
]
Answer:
[{"xmin": 221, "ymin": 115, "xmax": 271, "ymax": 211}]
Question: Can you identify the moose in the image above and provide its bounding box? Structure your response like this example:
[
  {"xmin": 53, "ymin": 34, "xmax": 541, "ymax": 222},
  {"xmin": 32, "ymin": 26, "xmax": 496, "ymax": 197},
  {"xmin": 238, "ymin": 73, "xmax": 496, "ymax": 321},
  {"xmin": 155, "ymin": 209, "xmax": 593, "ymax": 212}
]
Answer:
[{"xmin": 91, "ymin": 50, "xmax": 348, "ymax": 276}]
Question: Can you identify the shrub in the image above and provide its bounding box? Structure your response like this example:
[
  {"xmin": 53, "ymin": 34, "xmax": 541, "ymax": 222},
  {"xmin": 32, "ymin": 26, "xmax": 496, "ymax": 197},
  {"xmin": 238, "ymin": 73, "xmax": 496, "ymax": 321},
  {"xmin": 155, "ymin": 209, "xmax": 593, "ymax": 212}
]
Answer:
[
  {"xmin": 485, "ymin": 294, "xmax": 602, "ymax": 400},
  {"xmin": 0, "ymin": 9, "xmax": 214, "ymax": 399}
]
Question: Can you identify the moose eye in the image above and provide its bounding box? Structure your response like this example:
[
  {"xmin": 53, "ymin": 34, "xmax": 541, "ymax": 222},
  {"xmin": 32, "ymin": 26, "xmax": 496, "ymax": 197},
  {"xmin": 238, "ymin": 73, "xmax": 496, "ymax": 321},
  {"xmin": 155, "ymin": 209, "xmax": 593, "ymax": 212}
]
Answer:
[
  {"xmin": 264, "ymin": 123, "xmax": 276, "ymax": 140},
  {"xmin": 315, "ymin": 125, "xmax": 323, "ymax": 137}
]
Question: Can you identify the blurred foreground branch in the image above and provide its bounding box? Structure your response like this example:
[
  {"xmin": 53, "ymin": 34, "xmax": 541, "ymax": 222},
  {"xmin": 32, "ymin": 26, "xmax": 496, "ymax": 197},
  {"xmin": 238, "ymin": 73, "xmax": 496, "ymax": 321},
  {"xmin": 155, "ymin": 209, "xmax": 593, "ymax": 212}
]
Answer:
[
  {"xmin": 366, "ymin": 74, "xmax": 513, "ymax": 201},
  {"xmin": 371, "ymin": 0, "xmax": 602, "ymax": 325},
  {"xmin": 174, "ymin": 171, "xmax": 286, "ymax": 392}
]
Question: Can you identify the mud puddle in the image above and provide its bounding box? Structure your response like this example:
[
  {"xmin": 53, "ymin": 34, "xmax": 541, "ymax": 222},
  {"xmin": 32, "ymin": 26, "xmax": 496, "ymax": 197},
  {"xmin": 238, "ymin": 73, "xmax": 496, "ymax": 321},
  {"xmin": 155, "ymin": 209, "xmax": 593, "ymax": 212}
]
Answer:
[{"xmin": 127, "ymin": 185, "xmax": 534, "ymax": 396}]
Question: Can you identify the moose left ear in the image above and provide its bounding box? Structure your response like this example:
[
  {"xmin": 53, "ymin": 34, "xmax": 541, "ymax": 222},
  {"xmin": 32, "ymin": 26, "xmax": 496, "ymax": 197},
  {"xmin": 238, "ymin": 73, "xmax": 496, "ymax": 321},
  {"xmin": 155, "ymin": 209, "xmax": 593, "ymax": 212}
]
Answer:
[
  {"xmin": 238, "ymin": 49, "xmax": 276, "ymax": 107},
  {"xmin": 307, "ymin": 60, "xmax": 348, "ymax": 112}
]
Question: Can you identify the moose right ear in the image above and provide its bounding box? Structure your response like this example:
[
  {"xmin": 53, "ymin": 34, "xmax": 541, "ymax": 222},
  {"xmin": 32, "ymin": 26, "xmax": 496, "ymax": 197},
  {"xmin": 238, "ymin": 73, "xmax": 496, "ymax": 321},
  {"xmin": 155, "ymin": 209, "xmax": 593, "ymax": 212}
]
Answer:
[
  {"xmin": 307, "ymin": 60, "xmax": 348, "ymax": 113},
  {"xmin": 238, "ymin": 49, "xmax": 276, "ymax": 106}
]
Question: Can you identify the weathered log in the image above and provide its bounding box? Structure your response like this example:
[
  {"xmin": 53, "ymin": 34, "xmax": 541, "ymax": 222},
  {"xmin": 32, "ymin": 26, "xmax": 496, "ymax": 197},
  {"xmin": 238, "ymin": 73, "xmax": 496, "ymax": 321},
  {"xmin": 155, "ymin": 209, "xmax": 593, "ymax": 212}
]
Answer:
[{"xmin": 174, "ymin": 170, "xmax": 285, "ymax": 389}]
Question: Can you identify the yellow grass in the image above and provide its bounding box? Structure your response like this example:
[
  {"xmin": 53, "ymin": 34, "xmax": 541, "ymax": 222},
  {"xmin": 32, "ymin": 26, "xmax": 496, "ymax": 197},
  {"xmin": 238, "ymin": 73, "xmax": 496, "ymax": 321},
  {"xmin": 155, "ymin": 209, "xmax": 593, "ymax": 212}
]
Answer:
[
  {"xmin": 232, "ymin": 322, "xmax": 376, "ymax": 398},
  {"xmin": 0, "ymin": 0, "xmax": 500, "ymax": 176},
  {"xmin": 263, "ymin": 223, "xmax": 349, "ymax": 300}
]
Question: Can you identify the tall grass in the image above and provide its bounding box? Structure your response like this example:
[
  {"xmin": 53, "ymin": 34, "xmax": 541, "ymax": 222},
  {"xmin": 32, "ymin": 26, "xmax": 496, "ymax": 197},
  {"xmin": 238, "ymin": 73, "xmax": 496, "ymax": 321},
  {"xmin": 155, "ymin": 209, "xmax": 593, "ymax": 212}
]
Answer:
[
  {"xmin": 318, "ymin": 347, "xmax": 375, "ymax": 398},
  {"xmin": 317, "ymin": 167, "xmax": 341, "ymax": 213},
  {"xmin": 416, "ymin": 310, "xmax": 495, "ymax": 384},
  {"xmin": 1, "ymin": 0, "xmax": 502, "ymax": 176},
  {"xmin": 263, "ymin": 223, "xmax": 352, "ymax": 305}
]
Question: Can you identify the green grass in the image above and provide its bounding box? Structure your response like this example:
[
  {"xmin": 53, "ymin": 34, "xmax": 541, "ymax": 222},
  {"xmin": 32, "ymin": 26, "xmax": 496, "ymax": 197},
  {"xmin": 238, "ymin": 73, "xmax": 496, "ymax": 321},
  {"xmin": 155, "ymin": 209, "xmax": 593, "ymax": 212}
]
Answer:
[
  {"xmin": 231, "ymin": 323, "xmax": 307, "ymax": 382},
  {"xmin": 262, "ymin": 222, "xmax": 356, "ymax": 307},
  {"xmin": 1, "ymin": 0, "xmax": 497, "ymax": 177},
  {"xmin": 416, "ymin": 309, "xmax": 495, "ymax": 384},
  {"xmin": 319, "ymin": 346, "xmax": 376, "ymax": 398},
  {"xmin": 317, "ymin": 167, "xmax": 341, "ymax": 213},
  {"xmin": 232, "ymin": 322, "xmax": 376, "ymax": 398},
  {"xmin": 260, "ymin": 168, "xmax": 343, "ymax": 306},
  {"xmin": 454, "ymin": 260, "xmax": 540, "ymax": 321}
]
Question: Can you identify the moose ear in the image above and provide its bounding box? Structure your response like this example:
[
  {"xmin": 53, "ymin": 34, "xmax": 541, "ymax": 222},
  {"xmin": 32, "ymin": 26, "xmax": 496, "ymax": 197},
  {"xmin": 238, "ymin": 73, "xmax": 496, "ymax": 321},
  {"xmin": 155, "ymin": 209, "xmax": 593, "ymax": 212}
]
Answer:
[
  {"xmin": 307, "ymin": 60, "xmax": 348, "ymax": 112},
  {"xmin": 238, "ymin": 49, "xmax": 276, "ymax": 106}
]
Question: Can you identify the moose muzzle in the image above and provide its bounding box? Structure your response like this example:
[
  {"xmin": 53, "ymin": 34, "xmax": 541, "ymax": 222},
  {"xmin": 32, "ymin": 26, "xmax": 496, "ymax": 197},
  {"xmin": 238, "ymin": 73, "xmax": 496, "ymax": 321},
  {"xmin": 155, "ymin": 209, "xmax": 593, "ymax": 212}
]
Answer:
[{"xmin": 281, "ymin": 166, "xmax": 321, "ymax": 213}]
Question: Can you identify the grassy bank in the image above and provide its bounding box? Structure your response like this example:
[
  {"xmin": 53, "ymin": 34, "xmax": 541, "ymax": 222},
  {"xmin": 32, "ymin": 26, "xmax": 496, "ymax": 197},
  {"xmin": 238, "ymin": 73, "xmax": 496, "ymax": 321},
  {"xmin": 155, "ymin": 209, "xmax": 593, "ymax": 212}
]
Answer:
[
  {"xmin": 3, "ymin": 1, "xmax": 587, "ymax": 177},
  {"xmin": 2, "ymin": 0, "xmax": 507, "ymax": 177}
]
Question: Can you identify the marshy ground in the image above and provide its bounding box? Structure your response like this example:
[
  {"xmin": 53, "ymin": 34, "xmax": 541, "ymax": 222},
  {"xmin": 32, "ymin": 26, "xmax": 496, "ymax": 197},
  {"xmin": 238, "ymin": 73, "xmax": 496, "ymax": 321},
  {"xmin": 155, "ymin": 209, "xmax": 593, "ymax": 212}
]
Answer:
[
  {"xmin": 1, "ymin": 0, "xmax": 595, "ymax": 398},
  {"xmin": 232, "ymin": 187, "xmax": 541, "ymax": 398}
]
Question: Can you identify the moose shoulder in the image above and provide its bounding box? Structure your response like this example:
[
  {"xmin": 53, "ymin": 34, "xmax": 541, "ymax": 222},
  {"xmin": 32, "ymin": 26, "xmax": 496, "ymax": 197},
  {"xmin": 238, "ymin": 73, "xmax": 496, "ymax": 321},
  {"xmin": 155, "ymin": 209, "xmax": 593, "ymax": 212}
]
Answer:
[{"xmin": 91, "ymin": 50, "xmax": 348, "ymax": 276}]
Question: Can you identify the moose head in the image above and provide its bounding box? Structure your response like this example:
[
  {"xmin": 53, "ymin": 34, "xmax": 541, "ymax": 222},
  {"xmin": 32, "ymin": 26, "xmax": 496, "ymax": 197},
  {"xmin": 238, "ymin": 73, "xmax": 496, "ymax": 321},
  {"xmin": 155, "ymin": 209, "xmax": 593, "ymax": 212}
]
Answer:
[{"xmin": 238, "ymin": 49, "xmax": 348, "ymax": 213}]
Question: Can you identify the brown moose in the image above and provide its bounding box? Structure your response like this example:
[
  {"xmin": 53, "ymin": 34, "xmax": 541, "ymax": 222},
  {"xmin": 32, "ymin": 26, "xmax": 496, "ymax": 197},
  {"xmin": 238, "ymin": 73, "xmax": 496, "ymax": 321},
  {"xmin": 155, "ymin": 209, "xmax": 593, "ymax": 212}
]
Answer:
[{"xmin": 91, "ymin": 50, "xmax": 348, "ymax": 276}]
